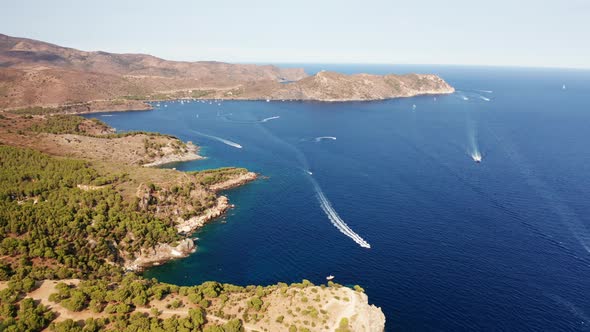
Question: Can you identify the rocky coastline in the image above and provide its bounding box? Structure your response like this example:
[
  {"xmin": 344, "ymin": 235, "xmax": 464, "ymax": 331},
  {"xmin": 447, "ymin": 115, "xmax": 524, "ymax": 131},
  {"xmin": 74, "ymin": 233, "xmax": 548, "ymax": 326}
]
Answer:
[
  {"xmin": 124, "ymin": 173, "xmax": 258, "ymax": 272},
  {"xmin": 141, "ymin": 142, "xmax": 204, "ymax": 167}
]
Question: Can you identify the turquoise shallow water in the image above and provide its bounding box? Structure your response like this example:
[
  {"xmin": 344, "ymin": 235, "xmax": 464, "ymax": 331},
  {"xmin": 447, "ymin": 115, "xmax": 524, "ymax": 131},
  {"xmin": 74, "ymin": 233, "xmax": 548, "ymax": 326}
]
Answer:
[{"xmin": 88, "ymin": 65, "xmax": 590, "ymax": 331}]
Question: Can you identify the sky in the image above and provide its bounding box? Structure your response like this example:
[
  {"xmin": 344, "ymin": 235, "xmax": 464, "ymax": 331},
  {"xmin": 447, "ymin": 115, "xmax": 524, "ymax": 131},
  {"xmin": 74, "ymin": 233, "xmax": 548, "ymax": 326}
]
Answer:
[{"xmin": 1, "ymin": 0, "xmax": 589, "ymax": 68}]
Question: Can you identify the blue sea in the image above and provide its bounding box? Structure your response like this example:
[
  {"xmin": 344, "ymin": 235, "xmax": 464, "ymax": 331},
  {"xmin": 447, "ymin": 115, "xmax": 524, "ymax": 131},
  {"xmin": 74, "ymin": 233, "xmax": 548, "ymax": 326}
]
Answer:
[{"xmin": 87, "ymin": 65, "xmax": 590, "ymax": 331}]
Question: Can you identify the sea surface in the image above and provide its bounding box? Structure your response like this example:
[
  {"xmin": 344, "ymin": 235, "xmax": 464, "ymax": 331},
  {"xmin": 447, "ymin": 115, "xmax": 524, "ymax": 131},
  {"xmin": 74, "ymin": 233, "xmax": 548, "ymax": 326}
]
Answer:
[{"xmin": 88, "ymin": 65, "xmax": 590, "ymax": 331}]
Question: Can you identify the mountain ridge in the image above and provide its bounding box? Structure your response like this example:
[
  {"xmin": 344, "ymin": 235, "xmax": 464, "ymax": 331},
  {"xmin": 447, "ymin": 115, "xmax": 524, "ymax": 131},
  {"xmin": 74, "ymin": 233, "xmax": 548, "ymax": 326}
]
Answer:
[{"xmin": 0, "ymin": 33, "xmax": 454, "ymax": 111}]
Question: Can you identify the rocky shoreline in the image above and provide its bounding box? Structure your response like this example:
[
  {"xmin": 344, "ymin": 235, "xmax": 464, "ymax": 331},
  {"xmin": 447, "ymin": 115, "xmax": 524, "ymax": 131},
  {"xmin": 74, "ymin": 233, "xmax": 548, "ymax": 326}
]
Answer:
[
  {"xmin": 141, "ymin": 142, "xmax": 204, "ymax": 167},
  {"xmin": 124, "ymin": 173, "xmax": 258, "ymax": 272},
  {"xmin": 208, "ymin": 171, "xmax": 258, "ymax": 191}
]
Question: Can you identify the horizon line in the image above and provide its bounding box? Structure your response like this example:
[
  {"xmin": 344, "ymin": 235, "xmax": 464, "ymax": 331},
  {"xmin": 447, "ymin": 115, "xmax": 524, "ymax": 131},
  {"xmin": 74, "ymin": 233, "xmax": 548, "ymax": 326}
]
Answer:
[{"xmin": 4, "ymin": 32, "xmax": 590, "ymax": 72}]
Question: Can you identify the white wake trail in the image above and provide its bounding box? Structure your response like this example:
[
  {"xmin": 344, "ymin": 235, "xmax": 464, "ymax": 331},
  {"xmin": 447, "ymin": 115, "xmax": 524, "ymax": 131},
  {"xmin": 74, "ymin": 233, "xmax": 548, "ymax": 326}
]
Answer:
[
  {"xmin": 467, "ymin": 119, "xmax": 481, "ymax": 162},
  {"xmin": 309, "ymin": 176, "xmax": 371, "ymax": 248},
  {"xmin": 189, "ymin": 130, "xmax": 243, "ymax": 149},
  {"xmin": 493, "ymin": 130, "xmax": 590, "ymax": 253},
  {"xmin": 314, "ymin": 136, "xmax": 337, "ymax": 142},
  {"xmin": 261, "ymin": 116, "xmax": 280, "ymax": 123},
  {"xmin": 476, "ymin": 89, "xmax": 493, "ymax": 94},
  {"xmin": 256, "ymin": 124, "xmax": 369, "ymax": 248},
  {"xmin": 479, "ymin": 96, "xmax": 491, "ymax": 102}
]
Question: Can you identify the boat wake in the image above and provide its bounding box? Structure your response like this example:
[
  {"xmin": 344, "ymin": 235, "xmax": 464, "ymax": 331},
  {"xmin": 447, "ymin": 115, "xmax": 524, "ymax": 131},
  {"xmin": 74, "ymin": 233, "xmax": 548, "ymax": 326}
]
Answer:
[
  {"xmin": 189, "ymin": 130, "xmax": 243, "ymax": 149},
  {"xmin": 471, "ymin": 151, "xmax": 482, "ymax": 163},
  {"xmin": 475, "ymin": 89, "xmax": 493, "ymax": 94},
  {"xmin": 467, "ymin": 119, "xmax": 482, "ymax": 163},
  {"xmin": 100, "ymin": 114, "xmax": 114, "ymax": 117},
  {"xmin": 222, "ymin": 115, "xmax": 280, "ymax": 124},
  {"xmin": 479, "ymin": 96, "xmax": 491, "ymax": 102},
  {"xmin": 261, "ymin": 116, "xmax": 280, "ymax": 123},
  {"xmin": 309, "ymin": 175, "xmax": 371, "ymax": 248},
  {"xmin": 547, "ymin": 294, "xmax": 590, "ymax": 325},
  {"xmin": 314, "ymin": 136, "xmax": 337, "ymax": 142},
  {"xmin": 493, "ymin": 131, "xmax": 590, "ymax": 253}
]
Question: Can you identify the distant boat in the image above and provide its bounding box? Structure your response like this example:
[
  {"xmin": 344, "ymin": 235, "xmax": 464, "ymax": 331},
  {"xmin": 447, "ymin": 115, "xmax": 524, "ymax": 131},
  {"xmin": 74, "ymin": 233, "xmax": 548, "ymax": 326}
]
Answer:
[
  {"xmin": 326, "ymin": 275, "xmax": 334, "ymax": 281},
  {"xmin": 562, "ymin": 84, "xmax": 566, "ymax": 90},
  {"xmin": 266, "ymin": 99, "xmax": 270, "ymax": 102},
  {"xmin": 472, "ymin": 152, "xmax": 482, "ymax": 164},
  {"xmin": 412, "ymin": 104, "xmax": 417, "ymax": 110}
]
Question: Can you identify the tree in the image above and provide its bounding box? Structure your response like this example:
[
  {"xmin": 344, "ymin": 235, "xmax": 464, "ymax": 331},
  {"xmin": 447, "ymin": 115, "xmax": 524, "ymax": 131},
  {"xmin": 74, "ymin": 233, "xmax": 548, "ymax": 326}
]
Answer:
[{"xmin": 61, "ymin": 290, "xmax": 88, "ymax": 312}]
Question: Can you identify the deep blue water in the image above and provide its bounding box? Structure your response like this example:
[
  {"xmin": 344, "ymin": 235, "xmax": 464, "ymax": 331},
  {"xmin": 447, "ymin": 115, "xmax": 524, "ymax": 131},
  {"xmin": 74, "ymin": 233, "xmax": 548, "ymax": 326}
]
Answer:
[{"xmin": 87, "ymin": 65, "xmax": 590, "ymax": 331}]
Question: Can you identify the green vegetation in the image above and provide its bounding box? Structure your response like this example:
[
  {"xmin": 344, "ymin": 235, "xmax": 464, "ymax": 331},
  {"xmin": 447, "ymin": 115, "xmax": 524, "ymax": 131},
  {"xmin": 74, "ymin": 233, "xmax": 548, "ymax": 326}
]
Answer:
[
  {"xmin": 8, "ymin": 106, "xmax": 60, "ymax": 115},
  {"xmin": 335, "ymin": 317, "xmax": 351, "ymax": 332},
  {"xmin": 121, "ymin": 95, "xmax": 149, "ymax": 101},
  {"xmin": 353, "ymin": 285, "xmax": 365, "ymax": 293},
  {"xmin": 191, "ymin": 90, "xmax": 213, "ymax": 98},
  {"xmin": 0, "ymin": 124, "xmax": 370, "ymax": 330},
  {"xmin": 0, "ymin": 145, "xmax": 179, "ymax": 280},
  {"xmin": 0, "ymin": 297, "xmax": 55, "ymax": 331},
  {"xmin": 29, "ymin": 114, "xmax": 110, "ymax": 135},
  {"xmin": 190, "ymin": 167, "xmax": 248, "ymax": 186}
]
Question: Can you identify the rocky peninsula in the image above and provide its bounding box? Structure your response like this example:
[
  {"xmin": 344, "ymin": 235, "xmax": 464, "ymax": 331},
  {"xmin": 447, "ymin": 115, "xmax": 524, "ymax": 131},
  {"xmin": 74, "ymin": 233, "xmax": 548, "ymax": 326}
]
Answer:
[{"xmin": 1, "ymin": 33, "xmax": 453, "ymax": 113}]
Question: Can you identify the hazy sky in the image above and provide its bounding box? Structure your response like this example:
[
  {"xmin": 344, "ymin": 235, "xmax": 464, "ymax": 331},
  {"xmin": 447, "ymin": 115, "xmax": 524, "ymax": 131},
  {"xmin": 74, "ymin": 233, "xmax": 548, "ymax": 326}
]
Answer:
[{"xmin": 1, "ymin": 0, "xmax": 589, "ymax": 68}]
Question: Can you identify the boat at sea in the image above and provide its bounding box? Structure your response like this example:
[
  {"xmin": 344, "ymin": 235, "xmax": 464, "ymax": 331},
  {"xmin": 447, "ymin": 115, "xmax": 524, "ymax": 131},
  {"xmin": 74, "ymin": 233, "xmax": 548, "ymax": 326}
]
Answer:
[{"xmin": 326, "ymin": 275, "xmax": 334, "ymax": 281}]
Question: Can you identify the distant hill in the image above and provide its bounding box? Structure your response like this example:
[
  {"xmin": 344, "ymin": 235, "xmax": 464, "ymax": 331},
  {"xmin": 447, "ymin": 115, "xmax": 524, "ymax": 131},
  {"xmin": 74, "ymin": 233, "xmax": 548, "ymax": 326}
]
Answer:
[{"xmin": 0, "ymin": 33, "xmax": 453, "ymax": 110}]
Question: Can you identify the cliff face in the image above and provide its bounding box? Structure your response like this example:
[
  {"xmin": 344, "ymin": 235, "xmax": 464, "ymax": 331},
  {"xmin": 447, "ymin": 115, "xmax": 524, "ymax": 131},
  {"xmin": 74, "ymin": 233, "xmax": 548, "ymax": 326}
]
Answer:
[{"xmin": 123, "ymin": 238, "xmax": 196, "ymax": 271}]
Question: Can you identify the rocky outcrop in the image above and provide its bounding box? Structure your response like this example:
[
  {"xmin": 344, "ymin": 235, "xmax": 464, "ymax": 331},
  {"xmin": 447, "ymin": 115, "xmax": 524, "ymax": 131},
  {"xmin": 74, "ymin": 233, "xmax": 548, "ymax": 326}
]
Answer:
[
  {"xmin": 208, "ymin": 171, "xmax": 257, "ymax": 191},
  {"xmin": 346, "ymin": 288, "xmax": 387, "ymax": 332},
  {"xmin": 142, "ymin": 142, "xmax": 203, "ymax": 167},
  {"xmin": 176, "ymin": 196, "xmax": 231, "ymax": 234},
  {"xmin": 124, "ymin": 238, "xmax": 195, "ymax": 271},
  {"xmin": 123, "ymin": 195, "xmax": 235, "ymax": 271},
  {"xmin": 267, "ymin": 71, "xmax": 454, "ymax": 101}
]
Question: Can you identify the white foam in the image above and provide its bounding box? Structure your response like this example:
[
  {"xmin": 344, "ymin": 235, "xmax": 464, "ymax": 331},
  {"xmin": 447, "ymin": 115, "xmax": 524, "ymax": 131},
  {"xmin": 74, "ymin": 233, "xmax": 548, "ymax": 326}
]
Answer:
[
  {"xmin": 261, "ymin": 116, "xmax": 280, "ymax": 123},
  {"xmin": 314, "ymin": 136, "xmax": 337, "ymax": 142},
  {"xmin": 310, "ymin": 177, "xmax": 371, "ymax": 248},
  {"xmin": 190, "ymin": 130, "xmax": 242, "ymax": 149},
  {"xmin": 479, "ymin": 96, "xmax": 491, "ymax": 102},
  {"xmin": 471, "ymin": 151, "xmax": 482, "ymax": 162},
  {"xmin": 547, "ymin": 294, "xmax": 590, "ymax": 325},
  {"xmin": 467, "ymin": 119, "xmax": 481, "ymax": 162}
]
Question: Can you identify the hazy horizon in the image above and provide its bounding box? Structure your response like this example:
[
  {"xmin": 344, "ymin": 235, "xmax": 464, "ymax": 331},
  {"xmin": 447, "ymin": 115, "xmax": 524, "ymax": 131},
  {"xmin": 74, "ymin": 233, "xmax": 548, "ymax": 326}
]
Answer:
[{"xmin": 2, "ymin": 0, "xmax": 589, "ymax": 69}]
